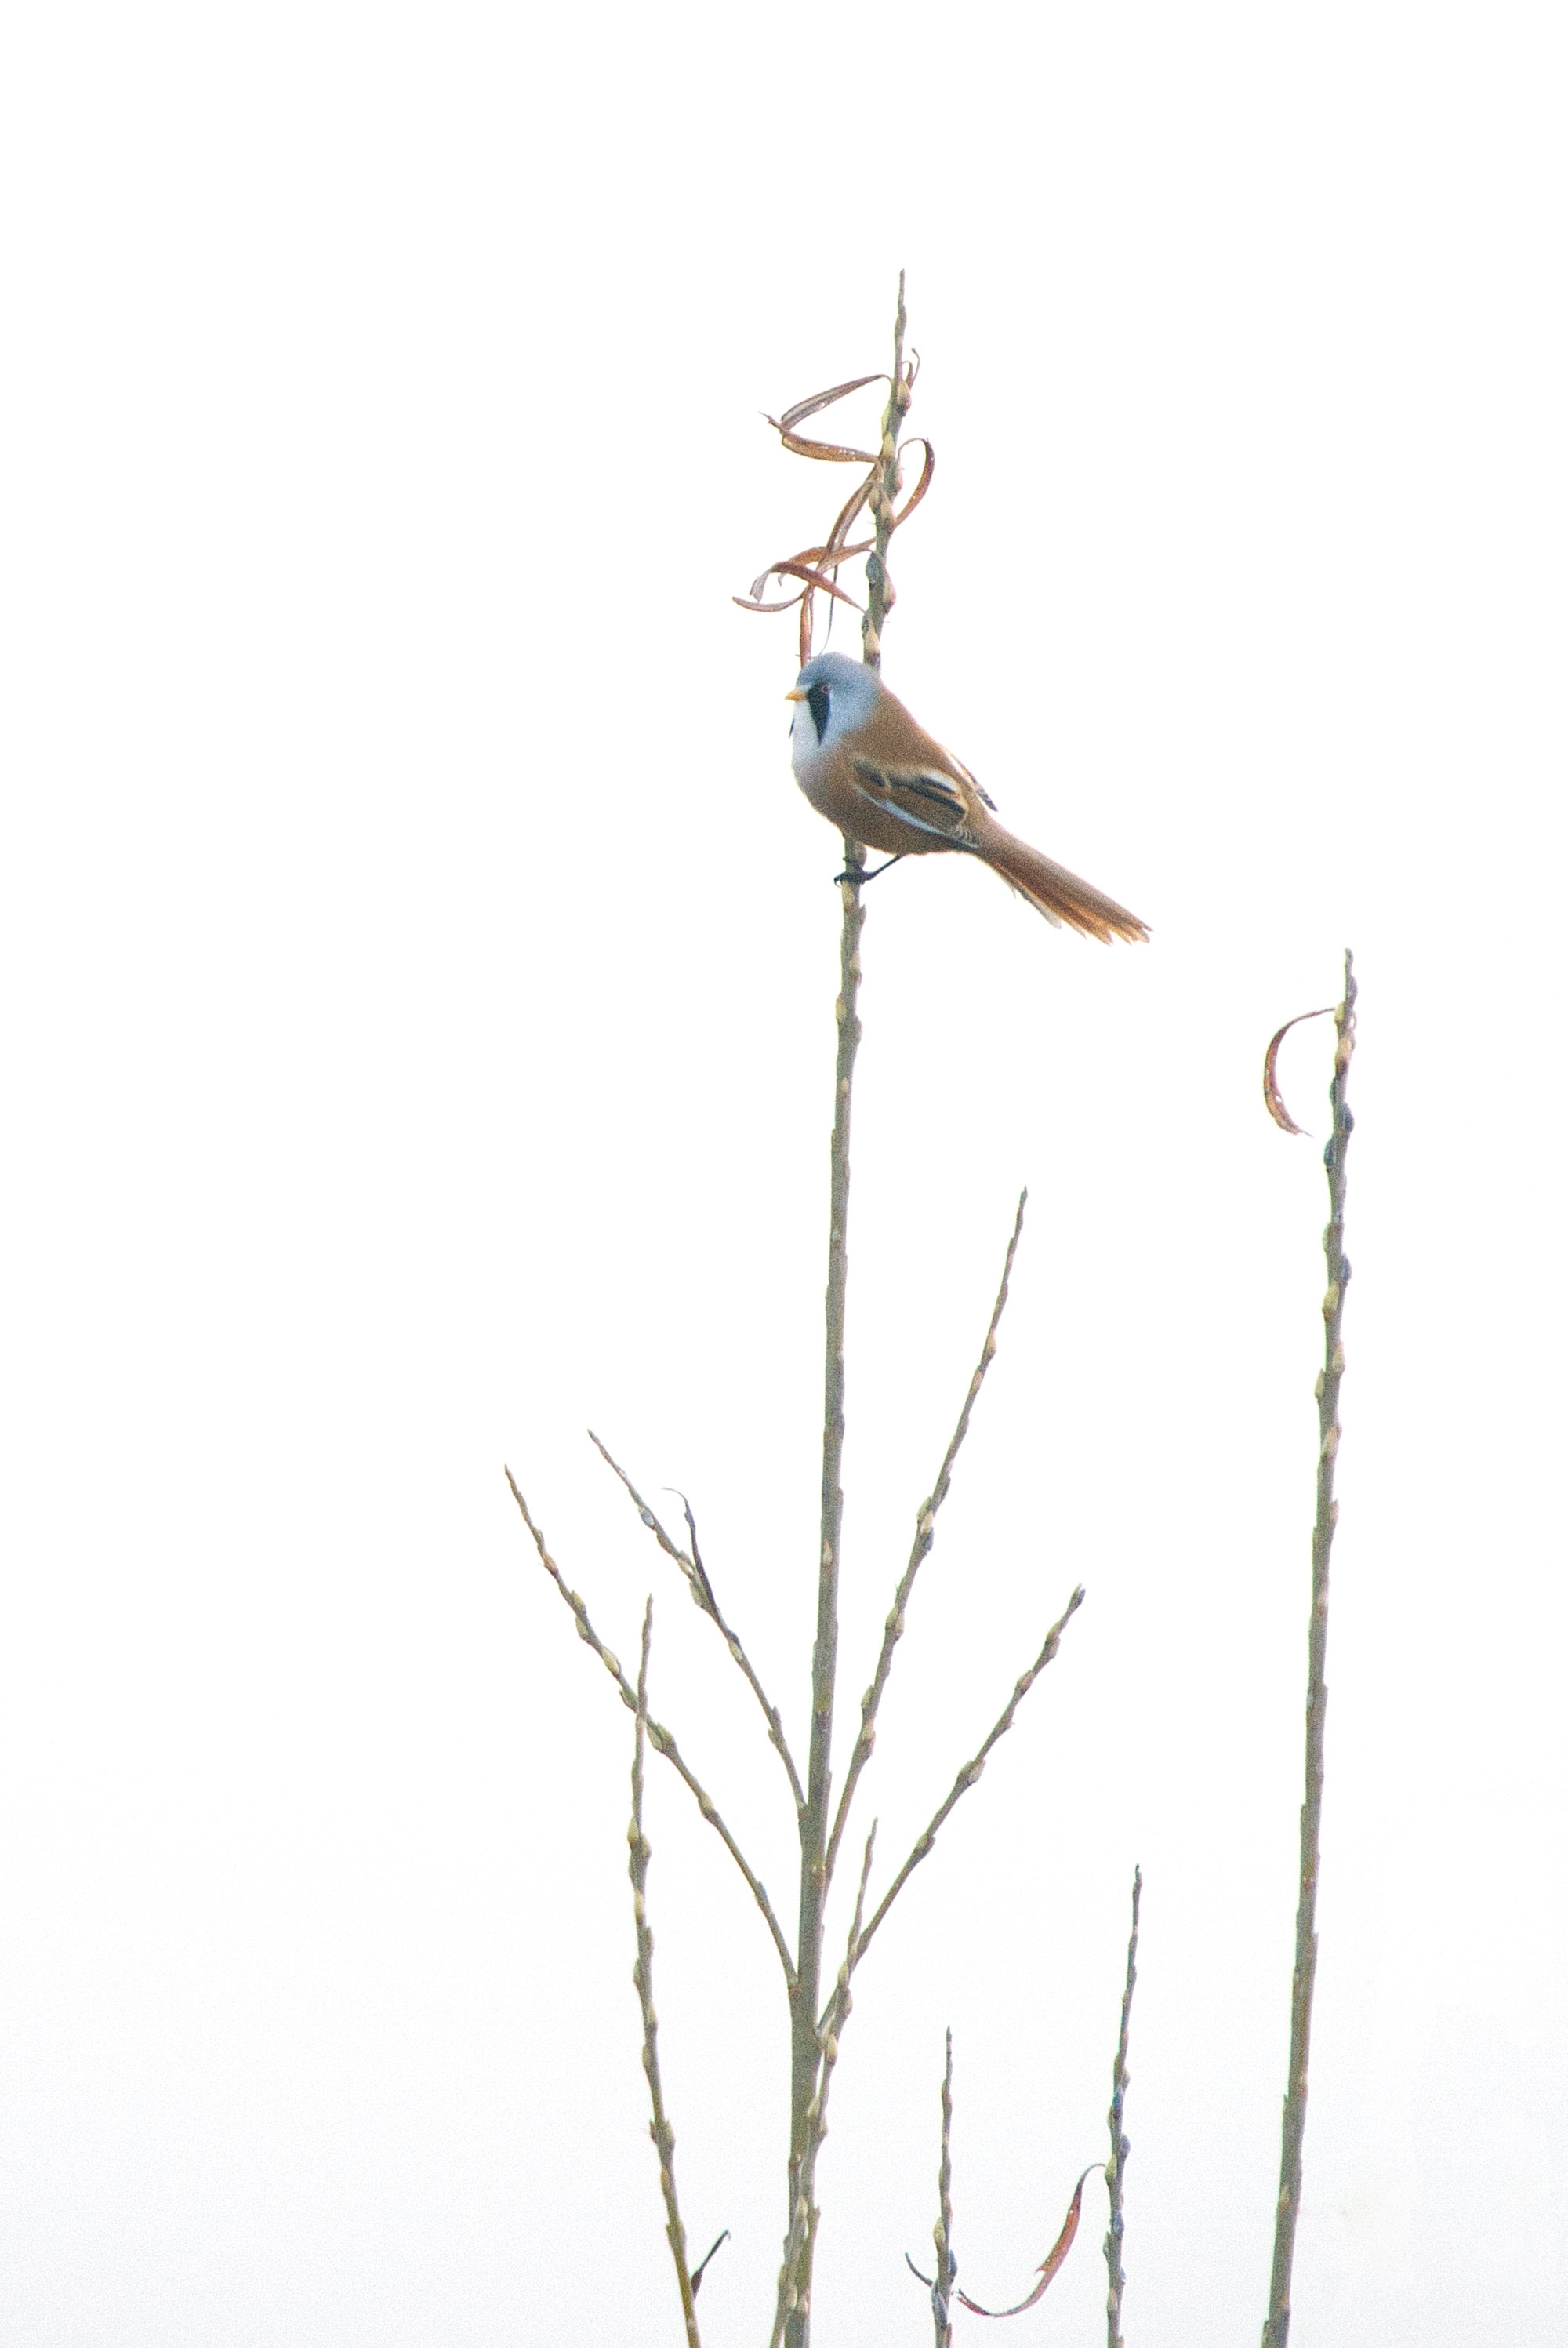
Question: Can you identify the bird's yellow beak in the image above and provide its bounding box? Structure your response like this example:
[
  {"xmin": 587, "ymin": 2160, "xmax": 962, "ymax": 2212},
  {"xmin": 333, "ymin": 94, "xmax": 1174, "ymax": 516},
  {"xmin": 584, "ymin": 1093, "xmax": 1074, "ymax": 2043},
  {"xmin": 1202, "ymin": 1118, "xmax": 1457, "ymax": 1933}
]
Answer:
[{"xmin": 784, "ymin": 687, "xmax": 808, "ymax": 702}]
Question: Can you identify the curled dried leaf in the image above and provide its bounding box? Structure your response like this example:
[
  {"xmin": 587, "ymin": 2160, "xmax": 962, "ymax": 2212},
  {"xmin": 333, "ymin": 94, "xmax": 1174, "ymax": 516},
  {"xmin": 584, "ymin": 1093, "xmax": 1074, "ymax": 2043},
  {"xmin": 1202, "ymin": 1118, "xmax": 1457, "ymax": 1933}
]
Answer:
[
  {"xmin": 890, "ymin": 438, "xmax": 935, "ymax": 528},
  {"xmin": 1263, "ymin": 1006, "xmax": 1337, "ymax": 1136},
  {"xmin": 742, "ymin": 351, "xmax": 931, "ymax": 666},
  {"xmin": 771, "ymin": 558, "xmax": 865, "ymax": 609},
  {"xmin": 954, "ymin": 2165, "xmax": 1098, "ymax": 2318},
  {"xmin": 733, "ymin": 590, "xmax": 807, "ymax": 616},
  {"xmin": 777, "ymin": 371, "xmax": 886, "ymax": 435}
]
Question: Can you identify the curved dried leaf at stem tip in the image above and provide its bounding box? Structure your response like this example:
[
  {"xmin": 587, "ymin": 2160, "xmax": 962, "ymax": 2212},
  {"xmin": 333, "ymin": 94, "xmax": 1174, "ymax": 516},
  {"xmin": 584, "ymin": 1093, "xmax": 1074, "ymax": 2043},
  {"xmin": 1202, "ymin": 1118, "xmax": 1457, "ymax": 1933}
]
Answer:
[{"xmin": 1262, "ymin": 1005, "xmax": 1336, "ymax": 1136}]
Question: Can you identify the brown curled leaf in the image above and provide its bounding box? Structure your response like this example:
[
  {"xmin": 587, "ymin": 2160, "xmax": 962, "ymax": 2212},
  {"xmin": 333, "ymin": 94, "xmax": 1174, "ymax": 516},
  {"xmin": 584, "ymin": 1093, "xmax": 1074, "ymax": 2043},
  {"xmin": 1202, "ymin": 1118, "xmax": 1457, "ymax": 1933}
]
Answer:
[
  {"xmin": 734, "ymin": 589, "xmax": 807, "ymax": 613},
  {"xmin": 775, "ymin": 525, "xmax": 869, "ymax": 579},
  {"xmin": 760, "ymin": 558, "xmax": 864, "ymax": 609},
  {"xmin": 955, "ymin": 2165, "xmax": 1098, "ymax": 2318},
  {"xmin": 777, "ymin": 371, "xmax": 887, "ymax": 433},
  {"xmin": 767, "ymin": 418, "xmax": 877, "ymax": 463},
  {"xmin": 889, "ymin": 438, "xmax": 935, "ymax": 529},
  {"xmin": 1263, "ymin": 1005, "xmax": 1337, "ymax": 1135},
  {"xmin": 741, "ymin": 355, "xmax": 929, "ymax": 660},
  {"xmin": 822, "ymin": 475, "xmax": 875, "ymax": 555}
]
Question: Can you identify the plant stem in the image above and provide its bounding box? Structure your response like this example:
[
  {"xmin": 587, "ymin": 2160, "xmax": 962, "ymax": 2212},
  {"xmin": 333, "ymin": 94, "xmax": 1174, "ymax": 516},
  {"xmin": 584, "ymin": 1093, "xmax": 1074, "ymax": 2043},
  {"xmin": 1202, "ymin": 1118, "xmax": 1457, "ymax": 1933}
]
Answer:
[
  {"xmin": 862, "ymin": 266, "xmax": 907, "ymax": 670},
  {"xmin": 629, "ymin": 1601, "xmax": 701, "ymax": 2347},
  {"xmin": 1105, "ymin": 1866, "xmax": 1141, "ymax": 2348},
  {"xmin": 779, "ymin": 277, "xmax": 908, "ymax": 2348},
  {"xmin": 933, "ymin": 2030, "xmax": 956, "ymax": 2347},
  {"xmin": 1261, "ymin": 949, "xmax": 1357, "ymax": 2348}
]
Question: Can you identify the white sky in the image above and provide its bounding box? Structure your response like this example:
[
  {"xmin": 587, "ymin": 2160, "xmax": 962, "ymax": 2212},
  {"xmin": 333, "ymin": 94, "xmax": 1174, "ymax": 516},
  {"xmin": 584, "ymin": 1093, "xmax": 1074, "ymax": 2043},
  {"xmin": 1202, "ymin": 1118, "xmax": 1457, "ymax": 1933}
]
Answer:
[{"xmin": 3, "ymin": 2, "xmax": 1566, "ymax": 2343}]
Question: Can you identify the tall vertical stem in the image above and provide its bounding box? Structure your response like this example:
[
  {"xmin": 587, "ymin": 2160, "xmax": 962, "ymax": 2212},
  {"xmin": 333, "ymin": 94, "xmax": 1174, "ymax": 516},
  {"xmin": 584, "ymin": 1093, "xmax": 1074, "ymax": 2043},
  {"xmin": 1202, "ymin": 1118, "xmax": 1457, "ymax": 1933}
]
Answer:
[
  {"xmin": 932, "ymin": 2029, "xmax": 956, "ymax": 2347},
  {"xmin": 779, "ymin": 276, "xmax": 908, "ymax": 2348},
  {"xmin": 1261, "ymin": 950, "xmax": 1356, "ymax": 2348}
]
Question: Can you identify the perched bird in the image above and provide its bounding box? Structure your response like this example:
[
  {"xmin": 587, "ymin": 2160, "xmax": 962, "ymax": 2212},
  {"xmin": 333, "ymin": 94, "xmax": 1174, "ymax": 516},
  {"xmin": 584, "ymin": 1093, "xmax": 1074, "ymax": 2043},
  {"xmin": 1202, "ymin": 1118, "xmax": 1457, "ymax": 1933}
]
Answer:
[{"xmin": 786, "ymin": 651, "xmax": 1148, "ymax": 944}]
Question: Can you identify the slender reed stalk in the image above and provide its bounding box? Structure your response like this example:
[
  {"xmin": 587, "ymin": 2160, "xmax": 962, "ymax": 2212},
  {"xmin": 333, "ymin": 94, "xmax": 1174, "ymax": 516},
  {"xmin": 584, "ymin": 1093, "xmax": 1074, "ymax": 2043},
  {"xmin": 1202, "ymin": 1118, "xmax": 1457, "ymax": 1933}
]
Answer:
[
  {"xmin": 779, "ymin": 277, "xmax": 910, "ymax": 2348},
  {"xmin": 1261, "ymin": 949, "xmax": 1357, "ymax": 2348},
  {"xmin": 627, "ymin": 1601, "xmax": 701, "ymax": 2346},
  {"xmin": 1105, "ymin": 1865, "xmax": 1142, "ymax": 2348}
]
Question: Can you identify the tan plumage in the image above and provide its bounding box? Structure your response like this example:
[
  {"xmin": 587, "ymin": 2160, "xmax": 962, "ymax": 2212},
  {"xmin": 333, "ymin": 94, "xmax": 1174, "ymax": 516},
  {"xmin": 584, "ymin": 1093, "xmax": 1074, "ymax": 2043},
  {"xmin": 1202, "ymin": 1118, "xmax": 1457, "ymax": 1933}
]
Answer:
[{"xmin": 787, "ymin": 654, "xmax": 1148, "ymax": 945}]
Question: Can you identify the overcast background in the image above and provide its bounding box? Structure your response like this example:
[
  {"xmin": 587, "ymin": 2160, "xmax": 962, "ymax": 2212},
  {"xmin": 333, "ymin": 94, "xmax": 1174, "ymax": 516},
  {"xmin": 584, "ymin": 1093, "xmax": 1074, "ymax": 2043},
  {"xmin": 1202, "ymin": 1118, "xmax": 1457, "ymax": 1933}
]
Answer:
[{"xmin": 3, "ymin": 3, "xmax": 1566, "ymax": 2343}]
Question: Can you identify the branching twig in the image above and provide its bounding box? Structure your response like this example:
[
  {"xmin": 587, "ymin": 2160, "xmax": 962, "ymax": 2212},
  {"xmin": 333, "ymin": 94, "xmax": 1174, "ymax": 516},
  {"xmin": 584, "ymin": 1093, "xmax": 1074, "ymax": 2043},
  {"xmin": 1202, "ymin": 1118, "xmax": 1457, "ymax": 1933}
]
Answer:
[
  {"xmin": 1105, "ymin": 1866, "xmax": 1141, "ymax": 2348},
  {"xmin": 589, "ymin": 1431, "xmax": 806, "ymax": 1815},
  {"xmin": 1261, "ymin": 949, "xmax": 1357, "ymax": 2348},
  {"xmin": 825, "ymin": 1190, "xmax": 1029, "ymax": 1888},
  {"xmin": 505, "ymin": 1468, "xmax": 797, "ymax": 1989},
  {"xmin": 841, "ymin": 1586, "xmax": 1085, "ymax": 1990},
  {"xmin": 629, "ymin": 1600, "xmax": 702, "ymax": 2348}
]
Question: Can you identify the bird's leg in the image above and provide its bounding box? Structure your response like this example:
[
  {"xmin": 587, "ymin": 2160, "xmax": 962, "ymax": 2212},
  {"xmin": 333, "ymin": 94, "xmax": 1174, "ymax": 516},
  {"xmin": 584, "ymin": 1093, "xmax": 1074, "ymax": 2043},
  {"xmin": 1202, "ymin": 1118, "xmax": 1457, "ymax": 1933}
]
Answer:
[{"xmin": 833, "ymin": 853, "xmax": 906, "ymax": 887}]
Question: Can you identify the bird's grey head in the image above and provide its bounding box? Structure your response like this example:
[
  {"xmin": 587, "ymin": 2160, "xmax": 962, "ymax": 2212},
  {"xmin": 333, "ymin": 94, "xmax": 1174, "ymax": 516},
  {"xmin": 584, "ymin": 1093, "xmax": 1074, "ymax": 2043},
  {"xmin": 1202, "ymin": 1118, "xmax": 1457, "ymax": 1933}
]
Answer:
[{"xmin": 788, "ymin": 651, "xmax": 881, "ymax": 765}]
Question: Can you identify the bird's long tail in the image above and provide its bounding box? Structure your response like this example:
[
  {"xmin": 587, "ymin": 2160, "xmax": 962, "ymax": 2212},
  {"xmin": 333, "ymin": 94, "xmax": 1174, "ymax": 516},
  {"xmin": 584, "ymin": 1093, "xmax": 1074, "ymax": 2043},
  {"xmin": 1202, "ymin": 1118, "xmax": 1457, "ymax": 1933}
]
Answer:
[{"xmin": 974, "ymin": 815, "xmax": 1149, "ymax": 944}]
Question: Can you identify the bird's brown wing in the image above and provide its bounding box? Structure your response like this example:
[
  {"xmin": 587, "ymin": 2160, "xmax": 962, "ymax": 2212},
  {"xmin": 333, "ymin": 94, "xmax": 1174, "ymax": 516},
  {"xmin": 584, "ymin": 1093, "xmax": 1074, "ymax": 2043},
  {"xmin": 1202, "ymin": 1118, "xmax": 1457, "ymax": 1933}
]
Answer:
[{"xmin": 847, "ymin": 755, "xmax": 983, "ymax": 846}]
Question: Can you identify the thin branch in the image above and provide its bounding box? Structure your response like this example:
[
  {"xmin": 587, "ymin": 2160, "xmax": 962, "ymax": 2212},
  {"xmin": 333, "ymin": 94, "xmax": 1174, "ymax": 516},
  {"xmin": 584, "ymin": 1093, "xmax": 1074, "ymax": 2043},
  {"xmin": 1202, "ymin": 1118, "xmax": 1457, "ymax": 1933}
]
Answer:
[
  {"xmin": 588, "ymin": 1430, "xmax": 806, "ymax": 1815},
  {"xmin": 843, "ymin": 1586, "xmax": 1085, "ymax": 1990},
  {"xmin": 1261, "ymin": 948, "xmax": 1357, "ymax": 2348},
  {"xmin": 1105, "ymin": 1866, "xmax": 1142, "ymax": 2348},
  {"xmin": 629, "ymin": 1600, "xmax": 701, "ymax": 2348},
  {"xmin": 505, "ymin": 1467, "xmax": 797, "ymax": 1989},
  {"xmin": 825, "ymin": 1189, "xmax": 1029, "ymax": 1888}
]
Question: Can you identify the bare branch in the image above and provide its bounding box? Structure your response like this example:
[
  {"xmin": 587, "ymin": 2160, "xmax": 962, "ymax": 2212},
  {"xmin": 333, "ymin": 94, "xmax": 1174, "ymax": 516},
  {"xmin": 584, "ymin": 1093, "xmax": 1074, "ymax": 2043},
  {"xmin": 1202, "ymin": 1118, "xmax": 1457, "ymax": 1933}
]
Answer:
[
  {"xmin": 628, "ymin": 1600, "xmax": 702, "ymax": 2347},
  {"xmin": 825, "ymin": 1190, "xmax": 1029, "ymax": 1888},
  {"xmin": 588, "ymin": 1432, "xmax": 806, "ymax": 1815},
  {"xmin": 505, "ymin": 1467, "xmax": 797, "ymax": 1990},
  {"xmin": 844, "ymin": 1586, "xmax": 1085, "ymax": 1986}
]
